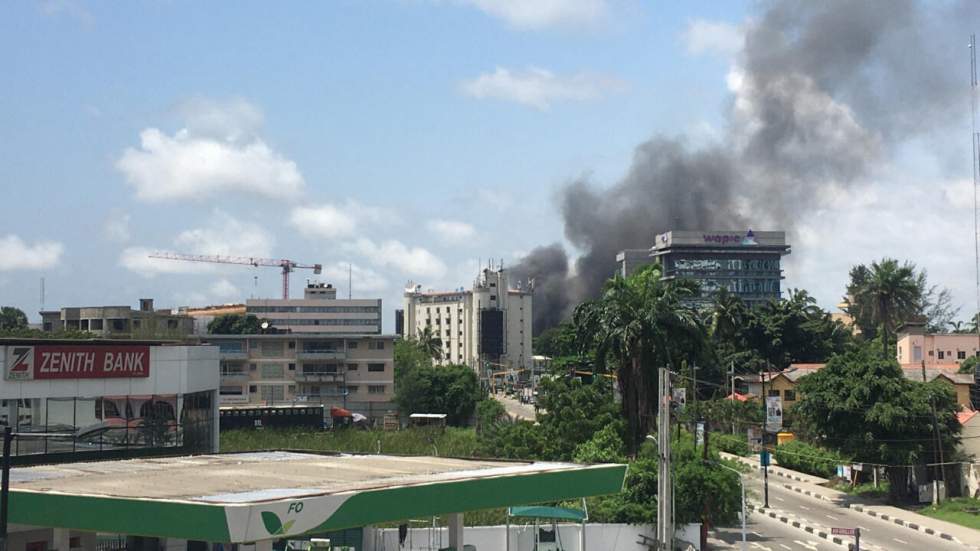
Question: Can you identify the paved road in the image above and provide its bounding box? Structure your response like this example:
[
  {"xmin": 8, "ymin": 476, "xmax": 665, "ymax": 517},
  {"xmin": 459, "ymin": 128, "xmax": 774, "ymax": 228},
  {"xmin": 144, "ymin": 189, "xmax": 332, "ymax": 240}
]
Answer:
[
  {"xmin": 742, "ymin": 465, "xmax": 965, "ymax": 551},
  {"xmin": 711, "ymin": 510, "xmax": 839, "ymax": 551},
  {"xmin": 493, "ymin": 392, "xmax": 537, "ymax": 421}
]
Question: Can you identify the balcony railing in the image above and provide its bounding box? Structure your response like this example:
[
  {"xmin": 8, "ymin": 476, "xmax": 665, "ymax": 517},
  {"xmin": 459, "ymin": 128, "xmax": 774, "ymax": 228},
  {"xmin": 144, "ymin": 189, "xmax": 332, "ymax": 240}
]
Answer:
[
  {"xmin": 298, "ymin": 349, "xmax": 345, "ymax": 359},
  {"xmin": 294, "ymin": 372, "xmax": 343, "ymax": 382}
]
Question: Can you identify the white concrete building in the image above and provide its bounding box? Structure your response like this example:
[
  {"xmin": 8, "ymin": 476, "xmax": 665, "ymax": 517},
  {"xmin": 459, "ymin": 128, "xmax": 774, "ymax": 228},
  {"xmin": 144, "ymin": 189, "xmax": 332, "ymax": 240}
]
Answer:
[
  {"xmin": 403, "ymin": 267, "xmax": 532, "ymax": 377},
  {"xmin": 0, "ymin": 339, "xmax": 219, "ymax": 459},
  {"xmin": 246, "ymin": 282, "xmax": 381, "ymax": 334}
]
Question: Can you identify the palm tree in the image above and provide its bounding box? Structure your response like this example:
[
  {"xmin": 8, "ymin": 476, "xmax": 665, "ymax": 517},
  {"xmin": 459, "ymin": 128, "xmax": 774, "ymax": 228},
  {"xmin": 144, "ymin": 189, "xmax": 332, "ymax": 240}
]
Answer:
[
  {"xmin": 851, "ymin": 258, "xmax": 921, "ymax": 355},
  {"xmin": 708, "ymin": 287, "xmax": 745, "ymax": 342},
  {"xmin": 415, "ymin": 325, "xmax": 443, "ymax": 360},
  {"xmin": 574, "ymin": 266, "xmax": 705, "ymax": 453}
]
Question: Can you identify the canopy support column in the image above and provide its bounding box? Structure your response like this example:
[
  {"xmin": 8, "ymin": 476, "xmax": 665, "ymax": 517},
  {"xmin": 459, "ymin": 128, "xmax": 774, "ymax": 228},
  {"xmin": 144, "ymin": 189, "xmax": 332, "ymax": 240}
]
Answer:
[
  {"xmin": 51, "ymin": 528, "xmax": 69, "ymax": 551},
  {"xmin": 254, "ymin": 540, "xmax": 273, "ymax": 551},
  {"xmin": 447, "ymin": 513, "xmax": 463, "ymax": 551}
]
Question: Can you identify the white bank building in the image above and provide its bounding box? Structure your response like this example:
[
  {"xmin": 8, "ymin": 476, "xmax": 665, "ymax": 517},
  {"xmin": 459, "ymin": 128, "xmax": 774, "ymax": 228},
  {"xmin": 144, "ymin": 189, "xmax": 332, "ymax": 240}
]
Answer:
[
  {"xmin": 403, "ymin": 266, "xmax": 532, "ymax": 377},
  {"xmin": 0, "ymin": 338, "xmax": 219, "ymax": 460}
]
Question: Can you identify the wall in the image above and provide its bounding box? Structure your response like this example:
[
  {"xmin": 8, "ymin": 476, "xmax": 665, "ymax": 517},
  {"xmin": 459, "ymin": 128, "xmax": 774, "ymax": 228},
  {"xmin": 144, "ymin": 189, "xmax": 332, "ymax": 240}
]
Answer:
[{"xmin": 364, "ymin": 523, "xmax": 702, "ymax": 551}]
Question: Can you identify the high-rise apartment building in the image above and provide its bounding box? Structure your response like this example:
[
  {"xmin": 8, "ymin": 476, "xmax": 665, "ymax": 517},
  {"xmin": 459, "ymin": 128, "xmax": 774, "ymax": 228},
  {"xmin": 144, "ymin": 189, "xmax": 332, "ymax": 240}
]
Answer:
[
  {"xmin": 403, "ymin": 266, "xmax": 532, "ymax": 377},
  {"xmin": 245, "ymin": 282, "xmax": 381, "ymax": 334}
]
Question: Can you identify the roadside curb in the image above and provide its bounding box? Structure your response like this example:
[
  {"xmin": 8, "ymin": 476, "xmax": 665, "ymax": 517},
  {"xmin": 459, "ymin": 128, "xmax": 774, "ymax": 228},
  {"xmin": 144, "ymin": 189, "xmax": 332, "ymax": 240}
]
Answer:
[
  {"xmin": 746, "ymin": 502, "xmax": 851, "ymax": 549},
  {"xmin": 846, "ymin": 503, "xmax": 980, "ymax": 550}
]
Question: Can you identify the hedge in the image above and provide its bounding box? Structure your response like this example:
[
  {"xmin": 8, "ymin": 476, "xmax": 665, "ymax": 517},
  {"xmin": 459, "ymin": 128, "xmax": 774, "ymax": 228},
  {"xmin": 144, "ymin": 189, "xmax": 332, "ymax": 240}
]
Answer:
[
  {"xmin": 711, "ymin": 432, "xmax": 749, "ymax": 456},
  {"xmin": 773, "ymin": 440, "xmax": 849, "ymax": 478}
]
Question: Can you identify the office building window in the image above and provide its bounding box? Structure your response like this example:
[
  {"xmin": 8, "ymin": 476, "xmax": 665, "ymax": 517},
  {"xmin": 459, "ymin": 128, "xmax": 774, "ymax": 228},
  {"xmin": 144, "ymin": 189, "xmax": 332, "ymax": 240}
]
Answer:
[
  {"xmin": 768, "ymin": 389, "xmax": 780, "ymax": 397},
  {"xmin": 288, "ymin": 363, "xmax": 296, "ymax": 371},
  {"xmin": 369, "ymin": 341, "xmax": 385, "ymax": 350},
  {"xmin": 784, "ymin": 390, "xmax": 796, "ymax": 402},
  {"xmin": 368, "ymin": 363, "xmax": 385, "ymax": 372},
  {"xmin": 348, "ymin": 341, "xmax": 358, "ymax": 349},
  {"xmin": 260, "ymin": 385, "xmax": 285, "ymax": 402},
  {"xmin": 368, "ymin": 385, "xmax": 385, "ymax": 394},
  {"xmin": 959, "ymin": 350, "xmax": 967, "ymax": 360},
  {"xmin": 346, "ymin": 385, "xmax": 358, "ymax": 394},
  {"xmin": 347, "ymin": 363, "xmax": 358, "ymax": 371},
  {"xmin": 288, "ymin": 341, "xmax": 296, "ymax": 349},
  {"xmin": 249, "ymin": 385, "xmax": 257, "ymax": 393},
  {"xmin": 939, "ymin": 350, "xmax": 945, "ymax": 360}
]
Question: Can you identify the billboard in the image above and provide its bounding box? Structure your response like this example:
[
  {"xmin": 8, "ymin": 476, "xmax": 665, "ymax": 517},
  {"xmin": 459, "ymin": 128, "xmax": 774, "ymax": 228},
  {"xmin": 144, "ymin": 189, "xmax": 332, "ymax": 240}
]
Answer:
[
  {"xmin": 5, "ymin": 345, "xmax": 151, "ymax": 381},
  {"xmin": 765, "ymin": 395, "xmax": 783, "ymax": 432}
]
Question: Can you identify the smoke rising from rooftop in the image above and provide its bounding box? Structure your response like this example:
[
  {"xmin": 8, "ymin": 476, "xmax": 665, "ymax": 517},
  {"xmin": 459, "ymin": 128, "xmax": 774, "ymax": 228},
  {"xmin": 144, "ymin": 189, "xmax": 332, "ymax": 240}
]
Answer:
[{"xmin": 512, "ymin": 0, "xmax": 979, "ymax": 334}]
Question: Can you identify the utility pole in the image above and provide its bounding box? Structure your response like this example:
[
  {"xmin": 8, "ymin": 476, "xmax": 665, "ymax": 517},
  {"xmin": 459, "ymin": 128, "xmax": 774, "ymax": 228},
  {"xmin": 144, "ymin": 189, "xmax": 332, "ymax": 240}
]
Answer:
[
  {"xmin": 761, "ymin": 363, "xmax": 770, "ymax": 509},
  {"xmin": 657, "ymin": 367, "xmax": 673, "ymax": 550},
  {"xmin": 922, "ymin": 360, "xmax": 946, "ymax": 503}
]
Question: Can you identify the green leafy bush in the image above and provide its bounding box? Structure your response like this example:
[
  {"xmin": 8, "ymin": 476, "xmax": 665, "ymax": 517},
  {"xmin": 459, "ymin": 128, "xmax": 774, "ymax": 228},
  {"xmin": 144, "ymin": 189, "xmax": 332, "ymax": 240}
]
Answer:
[
  {"xmin": 773, "ymin": 440, "xmax": 848, "ymax": 478},
  {"xmin": 711, "ymin": 432, "xmax": 749, "ymax": 456}
]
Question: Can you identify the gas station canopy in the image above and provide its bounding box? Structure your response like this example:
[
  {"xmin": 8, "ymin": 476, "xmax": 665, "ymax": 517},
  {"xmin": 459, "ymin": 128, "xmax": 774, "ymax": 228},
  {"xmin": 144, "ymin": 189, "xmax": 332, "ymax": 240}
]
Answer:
[{"xmin": 9, "ymin": 451, "xmax": 627, "ymax": 543}]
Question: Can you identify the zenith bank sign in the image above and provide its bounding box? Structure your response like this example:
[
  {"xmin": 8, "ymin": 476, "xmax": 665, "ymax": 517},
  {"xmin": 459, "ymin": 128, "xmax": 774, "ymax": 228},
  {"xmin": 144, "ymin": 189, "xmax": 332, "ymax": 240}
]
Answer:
[{"xmin": 5, "ymin": 345, "xmax": 151, "ymax": 381}]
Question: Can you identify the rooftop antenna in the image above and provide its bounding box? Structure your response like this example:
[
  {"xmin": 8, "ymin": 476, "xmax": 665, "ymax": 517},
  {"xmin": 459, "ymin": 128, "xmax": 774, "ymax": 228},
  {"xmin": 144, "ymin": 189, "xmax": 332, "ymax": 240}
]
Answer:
[
  {"xmin": 40, "ymin": 277, "xmax": 45, "ymax": 311},
  {"xmin": 971, "ymin": 33, "xmax": 980, "ymax": 351},
  {"xmin": 348, "ymin": 263, "xmax": 352, "ymax": 300}
]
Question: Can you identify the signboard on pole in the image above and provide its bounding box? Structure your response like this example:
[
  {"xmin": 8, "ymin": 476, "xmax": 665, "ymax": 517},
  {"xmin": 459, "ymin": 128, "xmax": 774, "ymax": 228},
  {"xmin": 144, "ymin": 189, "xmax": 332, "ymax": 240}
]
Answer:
[
  {"xmin": 672, "ymin": 388, "xmax": 687, "ymax": 411},
  {"xmin": 765, "ymin": 396, "xmax": 783, "ymax": 432},
  {"xmin": 5, "ymin": 345, "xmax": 151, "ymax": 380},
  {"xmin": 831, "ymin": 527, "xmax": 855, "ymax": 536},
  {"xmin": 696, "ymin": 422, "xmax": 705, "ymax": 447},
  {"xmin": 747, "ymin": 427, "xmax": 762, "ymax": 451}
]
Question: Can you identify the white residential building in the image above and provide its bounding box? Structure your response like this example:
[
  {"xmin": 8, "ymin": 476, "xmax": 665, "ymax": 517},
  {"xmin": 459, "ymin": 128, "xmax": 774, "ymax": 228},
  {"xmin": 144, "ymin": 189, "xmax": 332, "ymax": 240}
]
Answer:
[{"xmin": 403, "ymin": 267, "xmax": 532, "ymax": 377}]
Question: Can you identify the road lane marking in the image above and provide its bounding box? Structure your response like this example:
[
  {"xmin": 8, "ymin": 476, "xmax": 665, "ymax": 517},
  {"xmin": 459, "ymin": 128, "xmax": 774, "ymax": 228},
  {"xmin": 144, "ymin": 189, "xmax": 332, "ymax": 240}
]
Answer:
[
  {"xmin": 779, "ymin": 545, "xmax": 792, "ymax": 550},
  {"xmin": 793, "ymin": 540, "xmax": 818, "ymax": 550},
  {"xmin": 825, "ymin": 514, "xmax": 839, "ymax": 521},
  {"xmin": 798, "ymin": 505, "xmax": 810, "ymax": 510},
  {"xmin": 751, "ymin": 543, "xmax": 772, "ymax": 551},
  {"xmin": 774, "ymin": 496, "xmax": 785, "ymax": 501},
  {"xmin": 893, "ymin": 538, "xmax": 908, "ymax": 545},
  {"xmin": 753, "ymin": 531, "xmax": 764, "ymax": 538}
]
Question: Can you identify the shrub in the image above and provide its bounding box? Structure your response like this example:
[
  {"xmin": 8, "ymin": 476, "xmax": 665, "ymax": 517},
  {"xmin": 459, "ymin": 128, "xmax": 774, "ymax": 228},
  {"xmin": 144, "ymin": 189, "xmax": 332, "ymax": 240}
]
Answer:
[
  {"xmin": 773, "ymin": 440, "xmax": 849, "ymax": 478},
  {"xmin": 711, "ymin": 432, "xmax": 749, "ymax": 456}
]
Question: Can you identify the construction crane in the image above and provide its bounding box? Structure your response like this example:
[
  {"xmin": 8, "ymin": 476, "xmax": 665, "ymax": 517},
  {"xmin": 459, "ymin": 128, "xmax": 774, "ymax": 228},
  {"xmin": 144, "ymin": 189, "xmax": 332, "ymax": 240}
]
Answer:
[{"xmin": 148, "ymin": 252, "xmax": 322, "ymax": 299}]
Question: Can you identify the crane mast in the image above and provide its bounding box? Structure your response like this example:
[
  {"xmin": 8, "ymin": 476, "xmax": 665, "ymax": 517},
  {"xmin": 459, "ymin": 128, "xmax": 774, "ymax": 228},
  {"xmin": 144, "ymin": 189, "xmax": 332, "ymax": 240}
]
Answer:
[{"xmin": 148, "ymin": 252, "xmax": 323, "ymax": 300}]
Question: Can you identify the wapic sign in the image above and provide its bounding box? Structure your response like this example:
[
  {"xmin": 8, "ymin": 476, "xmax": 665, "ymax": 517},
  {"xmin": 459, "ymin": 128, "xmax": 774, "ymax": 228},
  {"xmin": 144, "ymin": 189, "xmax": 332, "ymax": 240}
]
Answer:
[{"xmin": 5, "ymin": 345, "xmax": 151, "ymax": 380}]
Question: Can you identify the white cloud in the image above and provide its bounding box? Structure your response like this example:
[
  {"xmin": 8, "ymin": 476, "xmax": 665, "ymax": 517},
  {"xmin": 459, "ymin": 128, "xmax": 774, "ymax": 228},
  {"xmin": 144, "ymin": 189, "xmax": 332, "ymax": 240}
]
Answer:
[
  {"xmin": 457, "ymin": 0, "xmax": 609, "ymax": 30},
  {"xmin": 0, "ymin": 235, "xmax": 63, "ymax": 271},
  {"xmin": 348, "ymin": 238, "xmax": 447, "ymax": 279},
  {"xmin": 320, "ymin": 262, "xmax": 390, "ymax": 294},
  {"xmin": 289, "ymin": 200, "xmax": 395, "ymax": 240},
  {"xmin": 174, "ymin": 97, "xmax": 264, "ymax": 142},
  {"xmin": 119, "ymin": 247, "xmax": 215, "ymax": 277},
  {"xmin": 39, "ymin": 0, "xmax": 94, "ymax": 25},
  {"xmin": 682, "ymin": 19, "xmax": 744, "ymax": 57},
  {"xmin": 103, "ymin": 211, "xmax": 131, "ymax": 242},
  {"xmin": 943, "ymin": 180, "xmax": 975, "ymax": 209},
  {"xmin": 174, "ymin": 211, "xmax": 274, "ymax": 257},
  {"xmin": 209, "ymin": 278, "xmax": 240, "ymax": 300},
  {"xmin": 427, "ymin": 219, "xmax": 477, "ymax": 244},
  {"xmin": 461, "ymin": 67, "xmax": 625, "ymax": 110},
  {"xmin": 289, "ymin": 204, "xmax": 358, "ymax": 239},
  {"xmin": 120, "ymin": 211, "xmax": 274, "ymax": 277},
  {"xmin": 115, "ymin": 98, "xmax": 304, "ymax": 202}
]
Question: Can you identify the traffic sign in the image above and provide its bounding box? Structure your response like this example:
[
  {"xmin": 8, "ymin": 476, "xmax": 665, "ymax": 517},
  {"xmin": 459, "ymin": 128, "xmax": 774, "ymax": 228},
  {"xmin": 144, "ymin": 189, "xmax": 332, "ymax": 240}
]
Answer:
[{"xmin": 831, "ymin": 527, "xmax": 856, "ymax": 536}]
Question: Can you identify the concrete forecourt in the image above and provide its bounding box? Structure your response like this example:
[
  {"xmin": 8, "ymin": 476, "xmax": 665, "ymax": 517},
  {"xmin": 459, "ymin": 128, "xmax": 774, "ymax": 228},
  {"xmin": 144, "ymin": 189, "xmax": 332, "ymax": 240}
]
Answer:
[{"xmin": 9, "ymin": 451, "xmax": 627, "ymax": 544}]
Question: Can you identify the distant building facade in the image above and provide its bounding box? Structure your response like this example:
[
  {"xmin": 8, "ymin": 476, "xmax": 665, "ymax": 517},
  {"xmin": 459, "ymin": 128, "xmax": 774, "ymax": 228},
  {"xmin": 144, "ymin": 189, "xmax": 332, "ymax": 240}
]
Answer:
[
  {"xmin": 181, "ymin": 304, "xmax": 246, "ymax": 336},
  {"xmin": 897, "ymin": 322, "xmax": 980, "ymax": 365},
  {"xmin": 40, "ymin": 298, "xmax": 194, "ymax": 339},
  {"xmin": 203, "ymin": 333, "xmax": 396, "ymax": 423},
  {"xmin": 245, "ymin": 282, "xmax": 381, "ymax": 334},
  {"xmin": 403, "ymin": 267, "xmax": 532, "ymax": 376},
  {"xmin": 617, "ymin": 229, "xmax": 790, "ymax": 308}
]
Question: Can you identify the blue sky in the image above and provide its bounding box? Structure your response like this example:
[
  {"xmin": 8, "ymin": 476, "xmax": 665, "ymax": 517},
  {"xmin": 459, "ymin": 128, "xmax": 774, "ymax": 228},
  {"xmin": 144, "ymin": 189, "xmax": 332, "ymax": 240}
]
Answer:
[{"xmin": 2, "ymin": 0, "xmax": 977, "ymax": 331}]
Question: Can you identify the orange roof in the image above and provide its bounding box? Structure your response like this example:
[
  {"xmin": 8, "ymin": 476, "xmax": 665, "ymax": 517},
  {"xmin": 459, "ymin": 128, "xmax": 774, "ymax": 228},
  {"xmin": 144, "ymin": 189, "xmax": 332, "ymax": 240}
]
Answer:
[
  {"xmin": 727, "ymin": 392, "xmax": 752, "ymax": 402},
  {"xmin": 958, "ymin": 410, "xmax": 978, "ymax": 425}
]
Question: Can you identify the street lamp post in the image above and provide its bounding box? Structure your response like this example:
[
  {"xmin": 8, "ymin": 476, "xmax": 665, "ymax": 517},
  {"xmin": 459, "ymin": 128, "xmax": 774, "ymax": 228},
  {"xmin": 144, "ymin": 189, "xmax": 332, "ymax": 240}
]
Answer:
[{"xmin": 715, "ymin": 461, "xmax": 747, "ymax": 551}]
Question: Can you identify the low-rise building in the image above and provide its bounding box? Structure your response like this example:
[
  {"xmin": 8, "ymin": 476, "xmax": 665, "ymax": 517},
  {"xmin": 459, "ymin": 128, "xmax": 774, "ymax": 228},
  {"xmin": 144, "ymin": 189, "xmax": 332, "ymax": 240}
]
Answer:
[
  {"xmin": 40, "ymin": 298, "xmax": 194, "ymax": 339},
  {"xmin": 743, "ymin": 362, "xmax": 975, "ymax": 410},
  {"xmin": 0, "ymin": 338, "xmax": 219, "ymax": 460},
  {"xmin": 897, "ymin": 322, "xmax": 980, "ymax": 366},
  {"xmin": 246, "ymin": 282, "xmax": 382, "ymax": 334},
  {"xmin": 403, "ymin": 266, "xmax": 532, "ymax": 377},
  {"xmin": 203, "ymin": 333, "xmax": 396, "ymax": 424},
  {"xmin": 181, "ymin": 303, "xmax": 246, "ymax": 335}
]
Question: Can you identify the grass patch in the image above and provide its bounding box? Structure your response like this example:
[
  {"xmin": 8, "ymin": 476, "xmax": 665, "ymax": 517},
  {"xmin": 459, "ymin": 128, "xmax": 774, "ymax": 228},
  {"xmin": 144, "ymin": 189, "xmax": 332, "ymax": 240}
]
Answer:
[
  {"xmin": 830, "ymin": 481, "xmax": 889, "ymax": 499},
  {"xmin": 919, "ymin": 497, "xmax": 980, "ymax": 531},
  {"xmin": 220, "ymin": 427, "xmax": 480, "ymax": 457}
]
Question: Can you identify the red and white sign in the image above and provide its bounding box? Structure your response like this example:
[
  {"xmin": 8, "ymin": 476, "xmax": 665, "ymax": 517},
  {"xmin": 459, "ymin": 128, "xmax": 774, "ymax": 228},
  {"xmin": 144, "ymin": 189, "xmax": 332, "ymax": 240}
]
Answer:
[
  {"xmin": 5, "ymin": 345, "xmax": 151, "ymax": 380},
  {"xmin": 831, "ymin": 527, "xmax": 856, "ymax": 536}
]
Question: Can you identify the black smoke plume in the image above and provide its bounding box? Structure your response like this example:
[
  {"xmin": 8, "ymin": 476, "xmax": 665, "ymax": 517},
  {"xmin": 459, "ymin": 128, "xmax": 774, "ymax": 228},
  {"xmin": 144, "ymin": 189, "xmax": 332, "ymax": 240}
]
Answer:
[{"xmin": 512, "ymin": 0, "xmax": 979, "ymax": 334}]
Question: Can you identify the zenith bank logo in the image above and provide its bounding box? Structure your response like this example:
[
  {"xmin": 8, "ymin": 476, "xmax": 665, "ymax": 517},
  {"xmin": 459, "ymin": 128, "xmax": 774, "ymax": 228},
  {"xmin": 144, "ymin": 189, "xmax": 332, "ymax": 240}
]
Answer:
[{"xmin": 7, "ymin": 347, "xmax": 34, "ymax": 380}]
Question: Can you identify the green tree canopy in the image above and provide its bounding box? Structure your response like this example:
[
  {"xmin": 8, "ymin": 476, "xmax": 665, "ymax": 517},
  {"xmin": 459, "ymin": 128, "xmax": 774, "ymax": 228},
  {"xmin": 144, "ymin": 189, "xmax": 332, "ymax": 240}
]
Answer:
[
  {"xmin": 394, "ymin": 364, "xmax": 481, "ymax": 426},
  {"xmin": 207, "ymin": 314, "xmax": 266, "ymax": 334},
  {"xmin": 0, "ymin": 307, "xmax": 28, "ymax": 330},
  {"xmin": 794, "ymin": 346, "xmax": 961, "ymax": 501}
]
